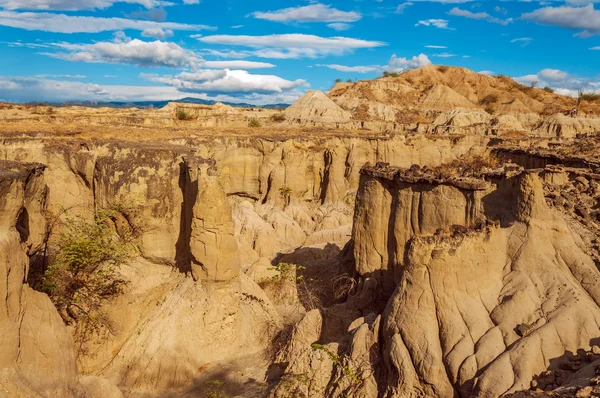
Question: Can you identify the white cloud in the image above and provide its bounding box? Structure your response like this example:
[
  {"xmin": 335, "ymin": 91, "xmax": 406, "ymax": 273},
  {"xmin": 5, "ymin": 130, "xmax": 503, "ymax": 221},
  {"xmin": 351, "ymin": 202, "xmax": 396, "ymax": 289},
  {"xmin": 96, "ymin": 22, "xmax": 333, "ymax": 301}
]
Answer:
[
  {"xmin": 395, "ymin": 2, "xmax": 413, "ymax": 14},
  {"xmin": 141, "ymin": 27, "xmax": 173, "ymax": 40},
  {"xmin": 34, "ymin": 74, "xmax": 86, "ymax": 78},
  {"xmin": 522, "ymin": 4, "xmax": 600, "ymax": 38},
  {"xmin": 47, "ymin": 39, "xmax": 200, "ymax": 69},
  {"xmin": 0, "ymin": 10, "xmax": 214, "ymax": 33},
  {"xmin": 0, "ymin": 0, "xmax": 166, "ymax": 11},
  {"xmin": 510, "ymin": 37, "xmax": 533, "ymax": 46},
  {"xmin": 479, "ymin": 70, "xmax": 494, "ymax": 75},
  {"xmin": 317, "ymin": 64, "xmax": 381, "ymax": 73},
  {"xmin": 196, "ymin": 34, "xmax": 386, "ymax": 59},
  {"xmin": 327, "ymin": 22, "xmax": 351, "ymax": 31},
  {"xmin": 448, "ymin": 7, "xmax": 512, "ymax": 25},
  {"xmin": 514, "ymin": 68, "xmax": 600, "ymax": 97},
  {"xmin": 539, "ymin": 68, "xmax": 568, "ymax": 80},
  {"xmin": 415, "ymin": 19, "xmax": 452, "ymax": 29},
  {"xmin": 591, "ymin": 46, "xmax": 600, "ymax": 50},
  {"xmin": 141, "ymin": 69, "xmax": 306, "ymax": 94},
  {"xmin": 182, "ymin": 0, "xmax": 199, "ymax": 3},
  {"xmin": 386, "ymin": 53, "xmax": 432, "ymax": 72},
  {"xmin": 425, "ymin": 45, "xmax": 447, "ymax": 48},
  {"xmin": 252, "ymin": 4, "xmax": 361, "ymax": 23},
  {"xmin": 432, "ymin": 52, "xmax": 457, "ymax": 57},
  {"xmin": 0, "ymin": 75, "xmax": 302, "ymax": 105},
  {"xmin": 203, "ymin": 60, "xmax": 275, "ymax": 69}
]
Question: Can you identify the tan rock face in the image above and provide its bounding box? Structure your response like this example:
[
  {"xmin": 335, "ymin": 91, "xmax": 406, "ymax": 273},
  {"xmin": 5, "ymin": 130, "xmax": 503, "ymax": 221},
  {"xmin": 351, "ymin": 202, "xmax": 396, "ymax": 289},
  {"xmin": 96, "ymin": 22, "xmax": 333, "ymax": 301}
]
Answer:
[
  {"xmin": 186, "ymin": 157, "xmax": 241, "ymax": 281},
  {"xmin": 0, "ymin": 161, "xmax": 80, "ymax": 397},
  {"xmin": 353, "ymin": 165, "xmax": 489, "ymax": 294},
  {"xmin": 349, "ymin": 167, "xmax": 600, "ymax": 397}
]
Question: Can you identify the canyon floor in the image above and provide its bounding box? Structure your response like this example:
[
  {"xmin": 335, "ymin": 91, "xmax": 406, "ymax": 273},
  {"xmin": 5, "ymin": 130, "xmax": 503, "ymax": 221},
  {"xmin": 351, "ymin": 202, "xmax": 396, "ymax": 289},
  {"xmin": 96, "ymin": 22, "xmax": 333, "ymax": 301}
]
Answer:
[{"xmin": 2, "ymin": 66, "xmax": 600, "ymax": 398}]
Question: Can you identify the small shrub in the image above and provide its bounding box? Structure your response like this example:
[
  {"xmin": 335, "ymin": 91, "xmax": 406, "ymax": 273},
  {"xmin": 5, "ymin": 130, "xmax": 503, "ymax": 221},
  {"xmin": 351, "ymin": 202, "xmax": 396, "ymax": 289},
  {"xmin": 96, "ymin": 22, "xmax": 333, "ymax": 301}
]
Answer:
[
  {"xmin": 543, "ymin": 86, "xmax": 554, "ymax": 94},
  {"xmin": 205, "ymin": 380, "xmax": 228, "ymax": 398},
  {"xmin": 248, "ymin": 118, "xmax": 262, "ymax": 128},
  {"xmin": 382, "ymin": 71, "xmax": 401, "ymax": 78},
  {"xmin": 279, "ymin": 185, "xmax": 292, "ymax": 207},
  {"xmin": 437, "ymin": 65, "xmax": 449, "ymax": 73},
  {"xmin": 580, "ymin": 93, "xmax": 600, "ymax": 102},
  {"xmin": 42, "ymin": 205, "xmax": 140, "ymax": 350},
  {"xmin": 175, "ymin": 107, "xmax": 195, "ymax": 121},
  {"xmin": 332, "ymin": 274, "xmax": 357, "ymax": 300},
  {"xmin": 480, "ymin": 94, "xmax": 499, "ymax": 105},
  {"xmin": 484, "ymin": 105, "xmax": 495, "ymax": 115},
  {"xmin": 270, "ymin": 113, "xmax": 286, "ymax": 122},
  {"xmin": 334, "ymin": 78, "xmax": 342, "ymax": 83},
  {"xmin": 530, "ymin": 80, "xmax": 538, "ymax": 88}
]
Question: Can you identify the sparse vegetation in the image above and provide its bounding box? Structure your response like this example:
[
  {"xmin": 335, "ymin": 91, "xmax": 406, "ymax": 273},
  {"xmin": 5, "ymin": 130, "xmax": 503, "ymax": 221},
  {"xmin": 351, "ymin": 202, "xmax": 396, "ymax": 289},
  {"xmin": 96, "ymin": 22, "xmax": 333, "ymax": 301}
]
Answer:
[
  {"xmin": 248, "ymin": 118, "xmax": 262, "ymax": 128},
  {"xmin": 580, "ymin": 92, "xmax": 600, "ymax": 102},
  {"xmin": 270, "ymin": 113, "xmax": 286, "ymax": 122},
  {"xmin": 175, "ymin": 107, "xmax": 195, "ymax": 121},
  {"xmin": 205, "ymin": 380, "xmax": 228, "ymax": 398},
  {"xmin": 332, "ymin": 274, "xmax": 358, "ymax": 300},
  {"xmin": 382, "ymin": 71, "xmax": 401, "ymax": 78},
  {"xmin": 41, "ymin": 204, "xmax": 141, "ymax": 351},
  {"xmin": 543, "ymin": 86, "xmax": 554, "ymax": 94},
  {"xmin": 437, "ymin": 65, "xmax": 449, "ymax": 73},
  {"xmin": 431, "ymin": 154, "xmax": 501, "ymax": 180},
  {"xmin": 480, "ymin": 94, "xmax": 499, "ymax": 105},
  {"xmin": 279, "ymin": 185, "xmax": 292, "ymax": 207},
  {"xmin": 335, "ymin": 78, "xmax": 343, "ymax": 83},
  {"xmin": 530, "ymin": 80, "xmax": 538, "ymax": 88}
]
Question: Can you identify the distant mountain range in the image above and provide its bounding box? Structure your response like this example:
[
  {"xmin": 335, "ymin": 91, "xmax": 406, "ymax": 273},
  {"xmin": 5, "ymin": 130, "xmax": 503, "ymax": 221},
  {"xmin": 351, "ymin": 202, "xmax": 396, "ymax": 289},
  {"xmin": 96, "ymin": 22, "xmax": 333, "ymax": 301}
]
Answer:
[{"xmin": 25, "ymin": 97, "xmax": 291, "ymax": 109}]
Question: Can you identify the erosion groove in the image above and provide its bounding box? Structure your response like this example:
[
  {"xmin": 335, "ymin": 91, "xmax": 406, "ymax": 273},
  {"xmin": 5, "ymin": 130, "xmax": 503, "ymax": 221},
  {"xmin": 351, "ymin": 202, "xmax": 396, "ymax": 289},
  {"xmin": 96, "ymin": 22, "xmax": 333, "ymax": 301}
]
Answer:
[{"xmin": 2, "ymin": 66, "xmax": 600, "ymax": 397}]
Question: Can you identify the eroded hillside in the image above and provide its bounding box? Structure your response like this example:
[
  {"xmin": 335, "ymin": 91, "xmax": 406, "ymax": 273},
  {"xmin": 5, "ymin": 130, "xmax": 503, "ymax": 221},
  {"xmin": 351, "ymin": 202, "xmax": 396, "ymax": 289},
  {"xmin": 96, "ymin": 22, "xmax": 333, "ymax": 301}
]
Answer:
[{"xmin": 1, "ymin": 66, "xmax": 600, "ymax": 398}]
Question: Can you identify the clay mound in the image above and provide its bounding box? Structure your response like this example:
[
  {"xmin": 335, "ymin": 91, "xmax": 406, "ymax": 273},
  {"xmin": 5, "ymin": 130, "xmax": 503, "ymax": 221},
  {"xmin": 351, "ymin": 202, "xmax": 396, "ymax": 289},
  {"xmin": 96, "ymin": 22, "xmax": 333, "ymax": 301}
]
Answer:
[
  {"xmin": 161, "ymin": 101, "xmax": 241, "ymax": 116},
  {"xmin": 534, "ymin": 113, "xmax": 600, "ymax": 138},
  {"xmin": 285, "ymin": 90, "xmax": 352, "ymax": 124},
  {"xmin": 432, "ymin": 109, "xmax": 492, "ymax": 127},
  {"xmin": 495, "ymin": 98, "xmax": 535, "ymax": 114},
  {"xmin": 491, "ymin": 114, "xmax": 526, "ymax": 131},
  {"xmin": 420, "ymin": 84, "xmax": 478, "ymax": 111}
]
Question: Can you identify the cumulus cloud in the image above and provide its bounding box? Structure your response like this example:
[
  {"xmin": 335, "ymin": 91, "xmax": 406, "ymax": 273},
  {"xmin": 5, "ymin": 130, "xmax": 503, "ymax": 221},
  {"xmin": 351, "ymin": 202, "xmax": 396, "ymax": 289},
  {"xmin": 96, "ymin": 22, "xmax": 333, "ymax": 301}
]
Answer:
[
  {"xmin": 195, "ymin": 34, "xmax": 386, "ymax": 59},
  {"xmin": 203, "ymin": 60, "xmax": 275, "ymax": 69},
  {"xmin": 141, "ymin": 27, "xmax": 173, "ymax": 39},
  {"xmin": 0, "ymin": 0, "xmax": 167, "ymax": 11},
  {"xmin": 141, "ymin": 69, "xmax": 306, "ymax": 94},
  {"xmin": 317, "ymin": 64, "xmax": 381, "ymax": 73},
  {"xmin": 47, "ymin": 39, "xmax": 200, "ymax": 69},
  {"xmin": 522, "ymin": 4, "xmax": 600, "ymax": 38},
  {"xmin": 415, "ymin": 19, "xmax": 452, "ymax": 29},
  {"xmin": 386, "ymin": 53, "xmax": 432, "ymax": 72},
  {"xmin": 0, "ymin": 10, "xmax": 214, "ymax": 33},
  {"xmin": 252, "ymin": 4, "xmax": 361, "ymax": 23},
  {"xmin": 514, "ymin": 68, "xmax": 600, "ymax": 97},
  {"xmin": 448, "ymin": 7, "xmax": 512, "ymax": 25}
]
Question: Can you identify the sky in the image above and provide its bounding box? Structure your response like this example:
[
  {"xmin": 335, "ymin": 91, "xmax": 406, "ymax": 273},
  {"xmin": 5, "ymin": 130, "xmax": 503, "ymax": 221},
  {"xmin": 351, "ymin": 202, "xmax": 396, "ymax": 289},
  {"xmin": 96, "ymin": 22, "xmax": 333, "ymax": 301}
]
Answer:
[{"xmin": 0, "ymin": 0, "xmax": 599, "ymax": 105}]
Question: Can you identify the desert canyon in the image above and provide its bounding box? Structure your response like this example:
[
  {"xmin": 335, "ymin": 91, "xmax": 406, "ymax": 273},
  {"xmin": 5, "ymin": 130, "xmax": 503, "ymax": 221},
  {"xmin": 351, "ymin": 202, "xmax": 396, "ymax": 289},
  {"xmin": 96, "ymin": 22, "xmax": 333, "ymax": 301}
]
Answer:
[{"xmin": 3, "ymin": 65, "xmax": 600, "ymax": 398}]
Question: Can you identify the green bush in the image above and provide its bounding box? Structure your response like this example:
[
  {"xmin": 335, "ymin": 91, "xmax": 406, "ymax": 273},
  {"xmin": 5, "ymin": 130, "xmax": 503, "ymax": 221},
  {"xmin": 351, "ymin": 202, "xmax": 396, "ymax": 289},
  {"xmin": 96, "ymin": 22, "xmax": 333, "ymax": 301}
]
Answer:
[
  {"xmin": 42, "ymin": 206, "xmax": 139, "ymax": 346},
  {"xmin": 581, "ymin": 92, "xmax": 600, "ymax": 102},
  {"xmin": 543, "ymin": 86, "xmax": 554, "ymax": 93},
  {"xmin": 382, "ymin": 71, "xmax": 401, "ymax": 78},
  {"xmin": 248, "ymin": 118, "xmax": 262, "ymax": 128},
  {"xmin": 175, "ymin": 107, "xmax": 195, "ymax": 121}
]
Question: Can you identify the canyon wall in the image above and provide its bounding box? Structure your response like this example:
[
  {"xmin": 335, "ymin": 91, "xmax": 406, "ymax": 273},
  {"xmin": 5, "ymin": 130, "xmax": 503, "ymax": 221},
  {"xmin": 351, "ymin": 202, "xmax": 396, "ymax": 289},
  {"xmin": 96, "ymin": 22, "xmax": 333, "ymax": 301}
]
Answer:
[{"xmin": 0, "ymin": 134, "xmax": 488, "ymax": 395}]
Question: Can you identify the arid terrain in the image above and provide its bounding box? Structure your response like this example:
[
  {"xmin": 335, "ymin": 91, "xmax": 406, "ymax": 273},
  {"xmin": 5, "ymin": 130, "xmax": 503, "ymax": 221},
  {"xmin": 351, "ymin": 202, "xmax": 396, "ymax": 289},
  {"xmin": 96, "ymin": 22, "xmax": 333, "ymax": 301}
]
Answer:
[{"xmin": 3, "ymin": 66, "xmax": 600, "ymax": 398}]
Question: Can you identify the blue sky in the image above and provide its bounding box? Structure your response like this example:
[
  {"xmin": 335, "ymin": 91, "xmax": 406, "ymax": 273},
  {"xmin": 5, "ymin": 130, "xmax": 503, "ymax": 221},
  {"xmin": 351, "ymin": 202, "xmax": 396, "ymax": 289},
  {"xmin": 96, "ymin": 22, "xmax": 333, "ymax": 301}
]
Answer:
[{"xmin": 0, "ymin": 0, "xmax": 599, "ymax": 104}]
